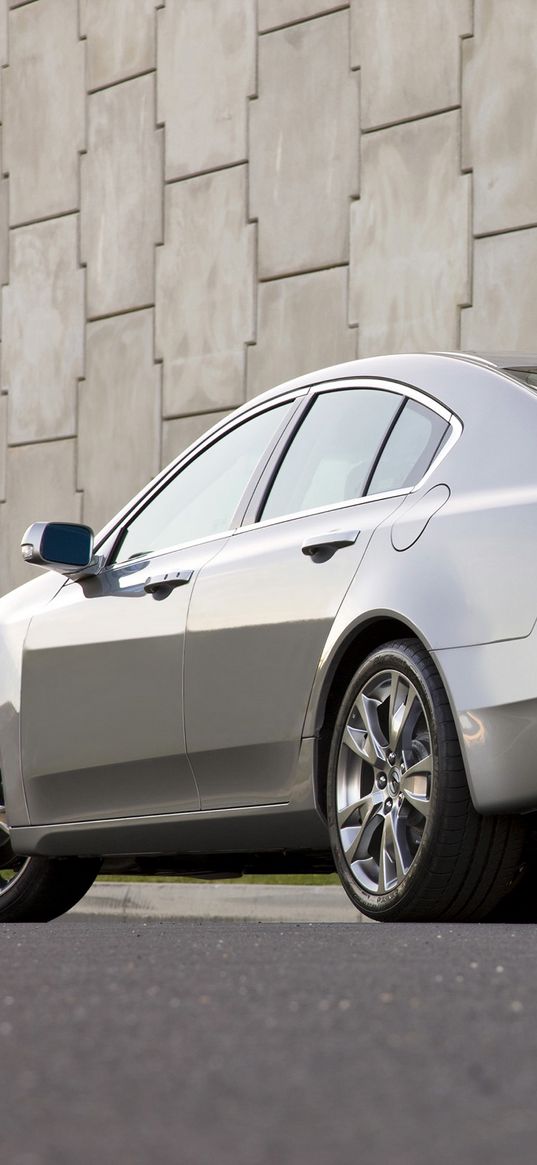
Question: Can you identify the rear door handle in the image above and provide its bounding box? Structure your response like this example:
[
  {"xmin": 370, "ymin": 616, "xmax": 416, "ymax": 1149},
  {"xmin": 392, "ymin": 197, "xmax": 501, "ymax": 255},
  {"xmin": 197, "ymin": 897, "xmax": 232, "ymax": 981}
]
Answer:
[
  {"xmin": 144, "ymin": 569, "xmax": 193, "ymax": 596},
  {"xmin": 301, "ymin": 530, "xmax": 360, "ymax": 558}
]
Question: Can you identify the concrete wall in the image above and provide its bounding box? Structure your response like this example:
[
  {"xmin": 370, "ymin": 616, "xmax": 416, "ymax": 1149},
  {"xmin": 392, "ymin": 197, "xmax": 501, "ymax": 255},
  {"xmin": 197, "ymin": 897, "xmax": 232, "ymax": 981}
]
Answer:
[{"xmin": 0, "ymin": 0, "xmax": 534, "ymax": 591}]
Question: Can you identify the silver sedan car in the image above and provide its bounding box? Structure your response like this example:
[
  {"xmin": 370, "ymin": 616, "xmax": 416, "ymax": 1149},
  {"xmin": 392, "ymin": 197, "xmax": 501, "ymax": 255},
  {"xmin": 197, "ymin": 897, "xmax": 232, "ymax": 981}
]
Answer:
[{"xmin": 1, "ymin": 351, "xmax": 537, "ymax": 923}]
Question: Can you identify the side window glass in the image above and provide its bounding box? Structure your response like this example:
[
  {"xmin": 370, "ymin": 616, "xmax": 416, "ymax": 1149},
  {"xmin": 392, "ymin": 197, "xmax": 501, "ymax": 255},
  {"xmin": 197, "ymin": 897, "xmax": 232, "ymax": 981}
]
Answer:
[
  {"xmin": 261, "ymin": 388, "xmax": 403, "ymax": 522},
  {"xmin": 115, "ymin": 403, "xmax": 292, "ymax": 563},
  {"xmin": 366, "ymin": 400, "xmax": 449, "ymax": 496}
]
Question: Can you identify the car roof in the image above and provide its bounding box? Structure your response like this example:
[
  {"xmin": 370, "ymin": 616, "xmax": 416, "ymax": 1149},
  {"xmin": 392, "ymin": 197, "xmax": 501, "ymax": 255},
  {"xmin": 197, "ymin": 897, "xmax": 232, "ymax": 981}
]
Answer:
[{"xmin": 245, "ymin": 350, "xmax": 537, "ymax": 408}]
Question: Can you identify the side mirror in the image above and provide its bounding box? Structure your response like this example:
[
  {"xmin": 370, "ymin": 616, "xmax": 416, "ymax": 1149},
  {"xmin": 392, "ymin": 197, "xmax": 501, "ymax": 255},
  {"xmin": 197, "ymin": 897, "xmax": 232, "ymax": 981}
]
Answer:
[{"xmin": 21, "ymin": 522, "xmax": 95, "ymax": 577}]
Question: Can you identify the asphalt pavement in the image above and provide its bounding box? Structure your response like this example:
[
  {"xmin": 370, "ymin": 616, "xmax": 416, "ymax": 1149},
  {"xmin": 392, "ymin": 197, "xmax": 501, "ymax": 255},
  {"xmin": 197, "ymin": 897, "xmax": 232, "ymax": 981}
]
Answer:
[{"xmin": 2, "ymin": 917, "xmax": 537, "ymax": 1165}]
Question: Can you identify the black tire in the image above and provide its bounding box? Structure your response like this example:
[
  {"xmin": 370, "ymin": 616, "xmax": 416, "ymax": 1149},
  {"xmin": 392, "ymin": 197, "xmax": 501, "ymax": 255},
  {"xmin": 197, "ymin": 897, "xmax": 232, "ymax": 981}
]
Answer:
[
  {"xmin": 327, "ymin": 638, "xmax": 526, "ymax": 922},
  {"xmin": 484, "ymin": 824, "xmax": 537, "ymax": 921},
  {"xmin": 0, "ymin": 855, "xmax": 101, "ymax": 923}
]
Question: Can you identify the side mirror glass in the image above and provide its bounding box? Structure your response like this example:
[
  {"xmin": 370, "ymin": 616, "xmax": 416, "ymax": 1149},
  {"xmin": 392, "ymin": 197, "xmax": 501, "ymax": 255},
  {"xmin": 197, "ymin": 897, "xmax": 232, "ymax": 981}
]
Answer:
[{"xmin": 21, "ymin": 522, "xmax": 95, "ymax": 576}]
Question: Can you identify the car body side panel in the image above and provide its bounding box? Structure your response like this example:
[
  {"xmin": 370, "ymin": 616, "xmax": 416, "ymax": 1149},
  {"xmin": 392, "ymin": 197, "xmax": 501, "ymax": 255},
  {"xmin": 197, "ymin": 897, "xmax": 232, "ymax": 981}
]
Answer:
[
  {"xmin": 433, "ymin": 633, "xmax": 537, "ymax": 812},
  {"xmin": 10, "ymin": 738, "xmax": 328, "ymax": 857}
]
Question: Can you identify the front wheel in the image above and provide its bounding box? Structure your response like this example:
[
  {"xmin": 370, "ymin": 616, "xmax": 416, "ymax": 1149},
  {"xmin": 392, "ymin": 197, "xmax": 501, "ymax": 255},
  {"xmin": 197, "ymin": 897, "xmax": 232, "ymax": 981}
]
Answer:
[
  {"xmin": 327, "ymin": 639, "xmax": 525, "ymax": 922},
  {"xmin": 0, "ymin": 823, "xmax": 100, "ymax": 922}
]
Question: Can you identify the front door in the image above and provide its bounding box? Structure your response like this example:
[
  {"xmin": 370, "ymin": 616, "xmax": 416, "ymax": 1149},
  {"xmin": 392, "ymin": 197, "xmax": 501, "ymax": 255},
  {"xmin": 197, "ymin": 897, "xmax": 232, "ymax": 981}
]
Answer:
[{"xmin": 20, "ymin": 397, "xmax": 295, "ymax": 824}]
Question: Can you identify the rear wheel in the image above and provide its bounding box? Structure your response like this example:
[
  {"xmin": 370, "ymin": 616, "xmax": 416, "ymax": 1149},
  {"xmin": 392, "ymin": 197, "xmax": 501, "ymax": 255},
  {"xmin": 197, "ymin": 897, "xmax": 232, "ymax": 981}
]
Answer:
[
  {"xmin": 0, "ymin": 802, "xmax": 100, "ymax": 923},
  {"xmin": 327, "ymin": 638, "xmax": 526, "ymax": 922}
]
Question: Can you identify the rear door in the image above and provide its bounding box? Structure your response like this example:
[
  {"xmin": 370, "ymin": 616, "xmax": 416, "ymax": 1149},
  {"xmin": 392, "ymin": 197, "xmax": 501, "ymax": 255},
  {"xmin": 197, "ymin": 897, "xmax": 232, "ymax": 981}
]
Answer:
[{"xmin": 184, "ymin": 383, "xmax": 414, "ymax": 809}]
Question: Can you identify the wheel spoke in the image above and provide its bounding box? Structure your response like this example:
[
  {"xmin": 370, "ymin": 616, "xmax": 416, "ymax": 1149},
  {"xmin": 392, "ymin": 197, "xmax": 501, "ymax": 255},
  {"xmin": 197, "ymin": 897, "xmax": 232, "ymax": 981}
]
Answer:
[
  {"xmin": 388, "ymin": 675, "xmax": 420, "ymax": 753},
  {"xmin": 353, "ymin": 692, "xmax": 387, "ymax": 768},
  {"xmin": 343, "ymin": 724, "xmax": 376, "ymax": 765},
  {"xmin": 342, "ymin": 793, "xmax": 383, "ymax": 864},
  {"xmin": 338, "ymin": 791, "xmax": 375, "ymax": 830},
  {"xmin": 383, "ymin": 811, "xmax": 409, "ymax": 883},
  {"xmin": 401, "ymin": 753, "xmax": 432, "ymax": 782},
  {"xmin": 401, "ymin": 754, "xmax": 432, "ymax": 818},
  {"xmin": 402, "ymin": 785, "xmax": 430, "ymax": 818}
]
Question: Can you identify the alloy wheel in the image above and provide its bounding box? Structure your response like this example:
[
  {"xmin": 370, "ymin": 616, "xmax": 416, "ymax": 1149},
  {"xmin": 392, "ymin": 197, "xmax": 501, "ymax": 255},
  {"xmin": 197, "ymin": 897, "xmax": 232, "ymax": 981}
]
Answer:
[
  {"xmin": 335, "ymin": 668, "xmax": 432, "ymax": 895},
  {"xmin": 0, "ymin": 792, "xmax": 30, "ymax": 897}
]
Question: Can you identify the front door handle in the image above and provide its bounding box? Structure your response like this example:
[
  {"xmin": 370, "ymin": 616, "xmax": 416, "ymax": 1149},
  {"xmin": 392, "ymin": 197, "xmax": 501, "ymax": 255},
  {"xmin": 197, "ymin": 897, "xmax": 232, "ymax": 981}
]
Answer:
[
  {"xmin": 144, "ymin": 569, "xmax": 193, "ymax": 596},
  {"xmin": 301, "ymin": 530, "xmax": 360, "ymax": 558}
]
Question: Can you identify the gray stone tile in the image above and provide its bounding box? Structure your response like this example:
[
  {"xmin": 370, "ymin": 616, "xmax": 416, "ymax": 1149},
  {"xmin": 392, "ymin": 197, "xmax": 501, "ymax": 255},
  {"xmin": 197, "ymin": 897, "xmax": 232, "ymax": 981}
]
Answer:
[
  {"xmin": 0, "ymin": 130, "xmax": 9, "ymax": 304},
  {"xmin": 352, "ymin": 0, "xmax": 471, "ymax": 128},
  {"xmin": 81, "ymin": 0, "xmax": 159, "ymax": 90},
  {"xmin": 156, "ymin": 167, "xmax": 255, "ymax": 417},
  {"xmin": 258, "ymin": 1, "xmax": 348, "ymax": 32},
  {"xmin": 0, "ymin": 1, "xmax": 7, "ymax": 122},
  {"xmin": 461, "ymin": 230, "xmax": 537, "ymax": 353},
  {"xmin": 4, "ymin": 0, "xmax": 85, "ymax": 224},
  {"xmin": 157, "ymin": 0, "xmax": 255, "ymax": 180},
  {"xmin": 0, "ymin": 440, "xmax": 81, "ymax": 594},
  {"xmin": 462, "ymin": 0, "xmax": 537, "ymax": 234},
  {"xmin": 81, "ymin": 75, "xmax": 163, "ymax": 318},
  {"xmin": 78, "ymin": 311, "xmax": 160, "ymax": 535},
  {"xmin": 0, "ymin": 395, "xmax": 6, "ymax": 502},
  {"xmin": 350, "ymin": 112, "xmax": 470, "ymax": 355},
  {"xmin": 0, "ymin": 1, "xmax": 7, "ymax": 65},
  {"xmin": 2, "ymin": 217, "xmax": 84, "ymax": 444},
  {"xmin": 250, "ymin": 10, "xmax": 359, "ymax": 277},
  {"xmin": 247, "ymin": 268, "xmax": 357, "ymax": 398},
  {"xmin": 161, "ymin": 411, "xmax": 230, "ymax": 470}
]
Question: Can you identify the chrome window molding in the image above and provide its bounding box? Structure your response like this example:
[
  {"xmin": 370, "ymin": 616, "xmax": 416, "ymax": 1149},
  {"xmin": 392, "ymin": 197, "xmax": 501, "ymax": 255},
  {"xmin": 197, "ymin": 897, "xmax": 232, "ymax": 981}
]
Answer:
[
  {"xmin": 307, "ymin": 377, "xmax": 453, "ymax": 423},
  {"xmin": 96, "ymin": 378, "xmax": 462, "ymax": 569},
  {"xmin": 239, "ymin": 378, "xmax": 462, "ymax": 532}
]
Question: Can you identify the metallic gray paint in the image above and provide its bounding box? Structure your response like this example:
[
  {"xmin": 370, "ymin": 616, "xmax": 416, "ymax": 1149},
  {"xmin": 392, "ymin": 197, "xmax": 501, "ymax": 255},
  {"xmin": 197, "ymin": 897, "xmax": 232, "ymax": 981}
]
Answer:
[{"xmin": 2, "ymin": 352, "xmax": 537, "ymax": 862}]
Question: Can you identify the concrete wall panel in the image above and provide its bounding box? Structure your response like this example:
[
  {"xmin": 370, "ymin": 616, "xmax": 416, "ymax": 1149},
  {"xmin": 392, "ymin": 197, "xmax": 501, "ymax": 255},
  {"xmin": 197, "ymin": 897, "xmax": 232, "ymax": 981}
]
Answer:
[
  {"xmin": 78, "ymin": 311, "xmax": 160, "ymax": 534},
  {"xmin": 156, "ymin": 167, "xmax": 255, "ymax": 417},
  {"xmin": 352, "ymin": 0, "xmax": 472, "ymax": 128},
  {"xmin": 461, "ymin": 230, "xmax": 537, "ymax": 353},
  {"xmin": 81, "ymin": 75, "xmax": 163, "ymax": 318},
  {"xmin": 0, "ymin": 395, "xmax": 7, "ymax": 503},
  {"xmin": 157, "ymin": 0, "xmax": 255, "ymax": 180},
  {"xmin": 350, "ymin": 112, "xmax": 471, "ymax": 355},
  {"xmin": 0, "ymin": 130, "xmax": 8, "ymax": 295},
  {"xmin": 4, "ymin": 0, "xmax": 85, "ymax": 225},
  {"xmin": 250, "ymin": 11, "xmax": 359, "ymax": 277},
  {"xmin": 247, "ymin": 268, "xmax": 356, "ymax": 399},
  {"xmin": 462, "ymin": 0, "xmax": 537, "ymax": 234},
  {"xmin": 0, "ymin": 440, "xmax": 81, "ymax": 593},
  {"xmin": 2, "ymin": 217, "xmax": 84, "ymax": 444},
  {"xmin": 0, "ymin": 1, "xmax": 6, "ymax": 122},
  {"xmin": 81, "ymin": 0, "xmax": 158, "ymax": 90}
]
